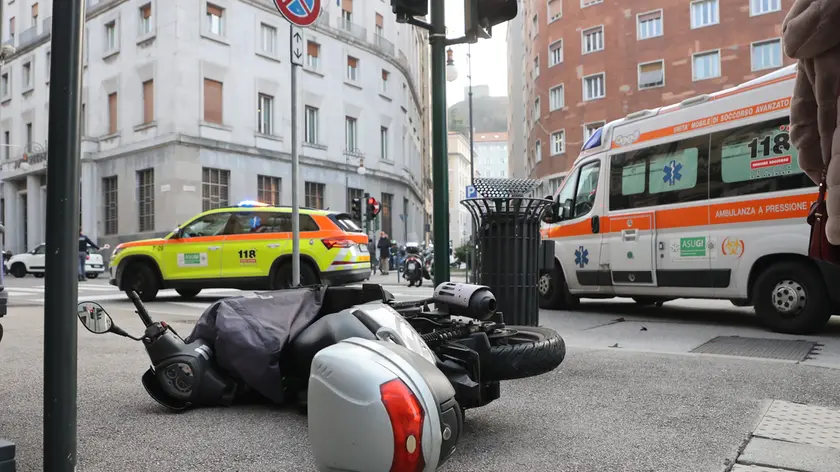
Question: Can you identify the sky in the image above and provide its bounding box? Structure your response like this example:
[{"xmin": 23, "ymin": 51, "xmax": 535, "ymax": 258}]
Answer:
[{"xmin": 442, "ymin": 3, "xmax": 509, "ymax": 105}]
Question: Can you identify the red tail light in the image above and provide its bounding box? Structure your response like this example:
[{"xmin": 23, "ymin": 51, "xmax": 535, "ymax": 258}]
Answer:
[
  {"xmin": 380, "ymin": 379, "xmax": 425, "ymax": 472},
  {"xmin": 322, "ymin": 237, "xmax": 355, "ymax": 250},
  {"xmin": 86, "ymin": 255, "xmax": 90, "ymax": 260}
]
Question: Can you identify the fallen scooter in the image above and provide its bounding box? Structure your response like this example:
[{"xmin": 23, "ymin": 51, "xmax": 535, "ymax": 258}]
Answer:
[{"xmin": 77, "ymin": 283, "xmax": 566, "ymax": 470}]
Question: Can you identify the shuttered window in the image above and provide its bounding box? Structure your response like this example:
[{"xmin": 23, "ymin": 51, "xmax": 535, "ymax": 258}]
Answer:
[
  {"xmin": 341, "ymin": 0, "xmax": 353, "ymax": 13},
  {"xmin": 108, "ymin": 92, "xmax": 118, "ymax": 134},
  {"xmin": 203, "ymin": 79, "xmax": 223, "ymax": 124},
  {"xmin": 142, "ymin": 80, "xmax": 154, "ymax": 123}
]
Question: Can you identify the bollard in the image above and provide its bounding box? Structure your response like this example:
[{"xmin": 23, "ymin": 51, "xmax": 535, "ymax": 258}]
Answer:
[{"xmin": 461, "ymin": 178, "xmax": 552, "ymax": 327}]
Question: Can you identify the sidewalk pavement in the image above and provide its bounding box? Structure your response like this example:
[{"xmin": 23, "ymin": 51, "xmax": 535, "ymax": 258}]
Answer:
[
  {"xmin": 731, "ymin": 400, "xmax": 840, "ymax": 472},
  {"xmin": 363, "ymin": 269, "xmax": 469, "ymax": 286}
]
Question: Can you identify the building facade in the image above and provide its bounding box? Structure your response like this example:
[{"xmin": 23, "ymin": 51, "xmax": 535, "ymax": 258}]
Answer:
[
  {"xmin": 474, "ymin": 132, "xmax": 508, "ymax": 179},
  {"xmin": 508, "ymin": 0, "xmax": 795, "ymax": 185},
  {"xmin": 447, "ymin": 132, "xmax": 471, "ymax": 248},
  {"xmin": 0, "ymin": 0, "xmax": 430, "ymax": 254}
]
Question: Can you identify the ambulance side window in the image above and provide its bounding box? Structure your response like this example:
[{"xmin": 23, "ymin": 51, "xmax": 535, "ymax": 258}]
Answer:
[
  {"xmin": 555, "ymin": 167, "xmax": 579, "ymax": 220},
  {"xmin": 609, "ymin": 135, "xmax": 709, "ymax": 210},
  {"xmin": 573, "ymin": 162, "xmax": 601, "ymax": 218},
  {"xmin": 709, "ymin": 117, "xmax": 816, "ymax": 199}
]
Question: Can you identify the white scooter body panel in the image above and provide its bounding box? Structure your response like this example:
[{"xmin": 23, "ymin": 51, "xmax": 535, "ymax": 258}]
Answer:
[
  {"xmin": 352, "ymin": 304, "xmax": 437, "ymax": 365},
  {"xmin": 308, "ymin": 338, "xmax": 445, "ymax": 472}
]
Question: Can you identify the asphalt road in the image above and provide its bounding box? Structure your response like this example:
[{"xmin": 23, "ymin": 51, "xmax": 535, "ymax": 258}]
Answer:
[{"xmin": 2, "ymin": 274, "xmax": 840, "ymax": 471}]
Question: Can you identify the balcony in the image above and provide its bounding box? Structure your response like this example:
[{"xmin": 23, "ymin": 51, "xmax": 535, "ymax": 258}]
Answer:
[
  {"xmin": 19, "ymin": 26, "xmax": 38, "ymax": 48},
  {"xmin": 338, "ymin": 18, "xmax": 367, "ymax": 42},
  {"xmin": 316, "ymin": 11, "xmax": 330, "ymax": 27},
  {"xmin": 42, "ymin": 17, "xmax": 52, "ymax": 35},
  {"xmin": 398, "ymin": 51, "xmax": 410, "ymax": 71},
  {"xmin": 373, "ymin": 34, "xmax": 395, "ymax": 57}
]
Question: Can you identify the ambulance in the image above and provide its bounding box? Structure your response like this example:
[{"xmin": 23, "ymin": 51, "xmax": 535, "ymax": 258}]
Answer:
[{"xmin": 539, "ymin": 64, "xmax": 837, "ymax": 335}]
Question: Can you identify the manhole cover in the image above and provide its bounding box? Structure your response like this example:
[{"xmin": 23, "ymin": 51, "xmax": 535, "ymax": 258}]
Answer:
[{"xmin": 690, "ymin": 336, "xmax": 820, "ymax": 361}]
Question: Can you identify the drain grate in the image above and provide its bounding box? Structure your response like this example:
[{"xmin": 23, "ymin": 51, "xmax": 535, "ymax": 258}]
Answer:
[{"xmin": 690, "ymin": 336, "xmax": 820, "ymax": 361}]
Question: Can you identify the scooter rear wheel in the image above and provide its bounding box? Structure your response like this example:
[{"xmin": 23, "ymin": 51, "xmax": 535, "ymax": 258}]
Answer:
[{"xmin": 483, "ymin": 326, "xmax": 566, "ymax": 381}]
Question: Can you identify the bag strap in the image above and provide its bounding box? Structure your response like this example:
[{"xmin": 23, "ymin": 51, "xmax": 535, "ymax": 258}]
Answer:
[{"xmin": 818, "ymin": 168, "xmax": 827, "ymax": 203}]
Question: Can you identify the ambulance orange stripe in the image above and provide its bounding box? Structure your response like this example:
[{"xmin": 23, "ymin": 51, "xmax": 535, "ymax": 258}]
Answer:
[
  {"xmin": 611, "ymin": 97, "xmax": 792, "ymax": 149},
  {"xmin": 658, "ymin": 73, "xmax": 796, "ymax": 115},
  {"xmin": 545, "ymin": 192, "xmax": 818, "ymax": 238}
]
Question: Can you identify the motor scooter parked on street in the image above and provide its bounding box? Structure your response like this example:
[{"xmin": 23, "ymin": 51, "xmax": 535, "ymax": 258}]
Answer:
[{"xmin": 402, "ymin": 242, "xmax": 430, "ymax": 287}]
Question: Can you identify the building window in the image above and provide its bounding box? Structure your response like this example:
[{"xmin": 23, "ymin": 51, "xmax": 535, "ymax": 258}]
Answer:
[
  {"xmin": 306, "ymin": 41, "xmax": 320, "ymax": 69},
  {"xmin": 381, "ymin": 193, "xmax": 393, "ymax": 236},
  {"xmin": 531, "ymin": 14, "xmax": 538, "ymax": 38},
  {"xmin": 203, "ymin": 78, "xmax": 223, "ymax": 124},
  {"xmin": 345, "ymin": 116, "xmax": 358, "ymax": 152},
  {"xmin": 380, "ymin": 126, "xmax": 389, "ymax": 160},
  {"xmin": 581, "ymin": 0, "xmax": 602, "ymax": 6},
  {"xmin": 533, "ymin": 97, "xmax": 540, "ymax": 121},
  {"xmin": 584, "ymin": 121, "xmax": 605, "ymax": 140},
  {"xmin": 582, "ymin": 26, "xmax": 604, "ymax": 54},
  {"xmin": 692, "ymin": 50, "xmax": 720, "ymax": 80},
  {"xmin": 751, "ymin": 0, "xmax": 780, "ymax": 16},
  {"xmin": 257, "ymin": 175, "xmax": 281, "ymax": 205},
  {"xmin": 305, "ymin": 106, "xmax": 319, "ymax": 144},
  {"xmin": 533, "ymin": 56, "xmax": 540, "ymax": 77},
  {"xmin": 3, "ymin": 131, "xmax": 9, "ymax": 160},
  {"xmin": 347, "ymin": 187, "xmax": 363, "ymax": 213},
  {"xmin": 549, "ymin": 84, "xmax": 564, "ymax": 111},
  {"xmin": 207, "ymin": 3, "xmax": 224, "ymax": 35},
  {"xmin": 140, "ymin": 3, "xmax": 153, "ymax": 35},
  {"xmin": 107, "ymin": 92, "xmax": 118, "ymax": 134},
  {"xmin": 548, "ymin": 40, "xmax": 563, "ymax": 67},
  {"xmin": 375, "ymin": 13, "xmax": 384, "ymax": 36},
  {"xmin": 31, "ymin": 3, "xmax": 39, "ymax": 26},
  {"xmin": 751, "ymin": 39, "xmax": 782, "ymax": 71},
  {"xmin": 637, "ymin": 10, "xmax": 662, "ymax": 39},
  {"xmin": 257, "ymin": 93, "xmax": 273, "ymax": 134},
  {"xmin": 45, "ymin": 51, "xmax": 51, "ymax": 78},
  {"xmin": 25, "ymin": 123, "xmax": 32, "ymax": 152},
  {"xmin": 260, "ymin": 23, "xmax": 276, "ymax": 55},
  {"xmin": 81, "ymin": 104, "xmax": 86, "ymax": 136},
  {"xmin": 305, "ymin": 182, "xmax": 325, "ymax": 209},
  {"xmin": 690, "ymin": 0, "xmax": 719, "ymax": 29},
  {"xmin": 102, "ymin": 176, "xmax": 118, "ymax": 235},
  {"xmin": 137, "ymin": 169, "xmax": 154, "ymax": 232},
  {"xmin": 638, "ymin": 60, "xmax": 664, "ymax": 89},
  {"xmin": 347, "ymin": 56, "xmax": 359, "ymax": 81},
  {"xmin": 583, "ymin": 73, "xmax": 605, "ymax": 101},
  {"xmin": 141, "ymin": 80, "xmax": 154, "ymax": 124},
  {"xmin": 105, "ymin": 21, "xmax": 117, "ymax": 52},
  {"xmin": 548, "ymin": 0, "xmax": 562, "ymax": 22},
  {"xmin": 535, "ymin": 140, "xmax": 542, "ymax": 163},
  {"xmin": 202, "ymin": 167, "xmax": 230, "ymax": 211},
  {"xmin": 8, "ymin": 17, "xmax": 14, "ymax": 42},
  {"xmin": 381, "ymin": 69, "xmax": 389, "ymax": 93},
  {"xmin": 22, "ymin": 62, "xmax": 31, "ymax": 89},
  {"xmin": 341, "ymin": 0, "xmax": 353, "ymax": 25},
  {"xmin": 550, "ymin": 131, "xmax": 565, "ymax": 156},
  {"xmin": 0, "ymin": 73, "xmax": 8, "ymax": 97}
]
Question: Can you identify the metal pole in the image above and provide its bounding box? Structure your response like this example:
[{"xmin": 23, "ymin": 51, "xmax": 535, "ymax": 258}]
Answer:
[
  {"xmin": 344, "ymin": 154, "xmax": 349, "ymax": 213},
  {"xmin": 430, "ymin": 0, "xmax": 450, "ymax": 285},
  {"xmin": 290, "ymin": 35, "xmax": 301, "ymax": 286},
  {"xmin": 467, "ymin": 45, "xmax": 477, "ymax": 284},
  {"xmin": 44, "ymin": 0, "xmax": 86, "ymax": 469}
]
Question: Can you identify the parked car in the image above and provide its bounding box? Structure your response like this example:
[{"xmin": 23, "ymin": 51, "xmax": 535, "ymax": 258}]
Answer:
[{"xmin": 5, "ymin": 243, "xmax": 106, "ymax": 278}]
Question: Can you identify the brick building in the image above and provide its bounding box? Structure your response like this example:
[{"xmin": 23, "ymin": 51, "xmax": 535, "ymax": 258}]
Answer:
[{"xmin": 507, "ymin": 0, "xmax": 795, "ymax": 188}]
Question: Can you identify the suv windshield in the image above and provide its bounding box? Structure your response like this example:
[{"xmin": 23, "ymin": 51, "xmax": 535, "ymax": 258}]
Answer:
[{"xmin": 330, "ymin": 213, "xmax": 363, "ymax": 233}]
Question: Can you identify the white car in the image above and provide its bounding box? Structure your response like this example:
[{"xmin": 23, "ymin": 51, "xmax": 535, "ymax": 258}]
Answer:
[{"xmin": 5, "ymin": 243, "xmax": 106, "ymax": 279}]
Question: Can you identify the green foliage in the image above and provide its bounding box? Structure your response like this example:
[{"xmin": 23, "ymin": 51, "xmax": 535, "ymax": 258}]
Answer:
[{"xmin": 454, "ymin": 244, "xmax": 470, "ymax": 263}]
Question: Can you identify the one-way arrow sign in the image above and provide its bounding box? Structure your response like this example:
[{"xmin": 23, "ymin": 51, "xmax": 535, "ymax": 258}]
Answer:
[{"xmin": 290, "ymin": 26, "xmax": 304, "ymax": 66}]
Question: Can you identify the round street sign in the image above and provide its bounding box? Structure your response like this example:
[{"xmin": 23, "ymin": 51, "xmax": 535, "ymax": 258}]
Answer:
[{"xmin": 273, "ymin": 0, "xmax": 321, "ymax": 27}]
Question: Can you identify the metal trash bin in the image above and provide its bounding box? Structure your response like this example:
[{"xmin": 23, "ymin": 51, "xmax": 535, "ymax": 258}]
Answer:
[{"xmin": 461, "ymin": 178, "xmax": 553, "ymax": 326}]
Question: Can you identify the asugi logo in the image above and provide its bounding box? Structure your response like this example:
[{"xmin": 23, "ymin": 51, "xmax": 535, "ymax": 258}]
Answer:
[{"xmin": 613, "ymin": 131, "xmax": 641, "ymax": 147}]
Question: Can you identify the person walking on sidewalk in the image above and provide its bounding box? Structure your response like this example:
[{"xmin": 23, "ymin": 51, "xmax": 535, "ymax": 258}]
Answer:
[
  {"xmin": 78, "ymin": 228, "xmax": 100, "ymax": 282},
  {"xmin": 377, "ymin": 232, "xmax": 391, "ymax": 275},
  {"xmin": 368, "ymin": 237, "xmax": 378, "ymax": 276}
]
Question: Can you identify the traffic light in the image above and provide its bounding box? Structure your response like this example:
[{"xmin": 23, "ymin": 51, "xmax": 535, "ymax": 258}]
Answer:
[
  {"xmin": 465, "ymin": 0, "xmax": 518, "ymax": 40},
  {"xmin": 351, "ymin": 198, "xmax": 363, "ymax": 222},
  {"xmin": 366, "ymin": 196, "xmax": 381, "ymax": 222},
  {"xmin": 391, "ymin": 0, "xmax": 428, "ymax": 19}
]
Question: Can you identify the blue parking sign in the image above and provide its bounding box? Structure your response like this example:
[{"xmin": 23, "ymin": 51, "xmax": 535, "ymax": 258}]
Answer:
[{"xmin": 466, "ymin": 185, "xmax": 478, "ymax": 199}]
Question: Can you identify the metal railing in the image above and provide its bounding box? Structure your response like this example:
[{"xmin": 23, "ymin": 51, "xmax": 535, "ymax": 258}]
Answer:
[
  {"xmin": 339, "ymin": 18, "xmax": 367, "ymax": 42},
  {"xmin": 373, "ymin": 34, "xmax": 395, "ymax": 57},
  {"xmin": 19, "ymin": 26, "xmax": 38, "ymax": 48},
  {"xmin": 42, "ymin": 16, "xmax": 52, "ymax": 35},
  {"xmin": 316, "ymin": 11, "xmax": 330, "ymax": 27}
]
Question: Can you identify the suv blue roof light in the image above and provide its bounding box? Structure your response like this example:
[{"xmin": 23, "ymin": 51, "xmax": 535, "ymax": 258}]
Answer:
[{"xmin": 237, "ymin": 200, "xmax": 270, "ymax": 207}]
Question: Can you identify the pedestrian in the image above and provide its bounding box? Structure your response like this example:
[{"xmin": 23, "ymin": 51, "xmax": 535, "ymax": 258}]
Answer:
[
  {"xmin": 368, "ymin": 237, "xmax": 378, "ymax": 275},
  {"xmin": 377, "ymin": 231, "xmax": 391, "ymax": 275},
  {"xmin": 784, "ymin": 0, "xmax": 840, "ymax": 245},
  {"xmin": 78, "ymin": 227, "xmax": 100, "ymax": 282}
]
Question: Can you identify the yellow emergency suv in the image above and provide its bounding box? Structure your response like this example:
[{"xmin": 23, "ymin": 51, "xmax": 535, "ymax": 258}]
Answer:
[{"xmin": 108, "ymin": 201, "xmax": 370, "ymax": 301}]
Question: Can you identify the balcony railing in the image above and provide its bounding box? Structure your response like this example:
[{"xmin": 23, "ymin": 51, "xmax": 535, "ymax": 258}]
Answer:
[
  {"xmin": 398, "ymin": 51, "xmax": 410, "ymax": 71},
  {"xmin": 19, "ymin": 25, "xmax": 38, "ymax": 48},
  {"xmin": 338, "ymin": 18, "xmax": 367, "ymax": 42},
  {"xmin": 373, "ymin": 34, "xmax": 395, "ymax": 57},
  {"xmin": 42, "ymin": 16, "xmax": 52, "ymax": 35},
  {"xmin": 316, "ymin": 11, "xmax": 329, "ymax": 27}
]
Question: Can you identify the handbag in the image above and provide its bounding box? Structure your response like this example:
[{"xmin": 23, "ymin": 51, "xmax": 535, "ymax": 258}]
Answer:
[{"xmin": 807, "ymin": 169, "xmax": 840, "ymax": 264}]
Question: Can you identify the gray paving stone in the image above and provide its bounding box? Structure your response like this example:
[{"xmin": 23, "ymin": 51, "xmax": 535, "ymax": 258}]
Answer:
[
  {"xmin": 753, "ymin": 400, "xmax": 840, "ymax": 449},
  {"xmin": 737, "ymin": 437, "xmax": 840, "ymax": 472}
]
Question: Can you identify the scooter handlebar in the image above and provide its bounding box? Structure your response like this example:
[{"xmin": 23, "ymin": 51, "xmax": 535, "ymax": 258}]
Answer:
[{"xmin": 127, "ymin": 291, "xmax": 154, "ymax": 327}]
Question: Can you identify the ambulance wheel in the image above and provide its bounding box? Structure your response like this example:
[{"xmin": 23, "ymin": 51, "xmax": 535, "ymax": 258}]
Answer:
[
  {"xmin": 539, "ymin": 264, "xmax": 579, "ymax": 310},
  {"xmin": 176, "ymin": 288, "xmax": 201, "ymax": 299},
  {"xmin": 754, "ymin": 261, "xmax": 832, "ymax": 335},
  {"xmin": 483, "ymin": 326, "xmax": 566, "ymax": 381},
  {"xmin": 123, "ymin": 262, "xmax": 159, "ymax": 302}
]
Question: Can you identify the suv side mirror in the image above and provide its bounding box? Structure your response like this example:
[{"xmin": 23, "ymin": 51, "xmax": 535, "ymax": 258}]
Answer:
[{"xmin": 171, "ymin": 227, "xmax": 182, "ymax": 239}]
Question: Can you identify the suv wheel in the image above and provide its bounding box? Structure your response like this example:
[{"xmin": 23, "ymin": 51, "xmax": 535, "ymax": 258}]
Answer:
[
  {"xmin": 123, "ymin": 262, "xmax": 160, "ymax": 302},
  {"xmin": 272, "ymin": 261, "xmax": 320, "ymax": 289},
  {"xmin": 176, "ymin": 288, "xmax": 201, "ymax": 299},
  {"xmin": 10, "ymin": 263, "xmax": 26, "ymax": 278}
]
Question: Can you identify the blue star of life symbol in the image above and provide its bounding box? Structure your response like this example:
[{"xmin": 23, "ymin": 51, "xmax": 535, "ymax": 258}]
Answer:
[
  {"xmin": 574, "ymin": 246, "xmax": 589, "ymax": 268},
  {"xmin": 250, "ymin": 215, "xmax": 261, "ymax": 229},
  {"xmin": 663, "ymin": 160, "xmax": 682, "ymax": 186}
]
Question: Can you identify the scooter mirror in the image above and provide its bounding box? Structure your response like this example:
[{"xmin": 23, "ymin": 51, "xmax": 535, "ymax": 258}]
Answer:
[{"xmin": 77, "ymin": 301, "xmax": 113, "ymax": 334}]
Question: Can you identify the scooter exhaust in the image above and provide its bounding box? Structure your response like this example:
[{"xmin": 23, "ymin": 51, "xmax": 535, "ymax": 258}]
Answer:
[{"xmin": 432, "ymin": 282, "xmax": 497, "ymax": 321}]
